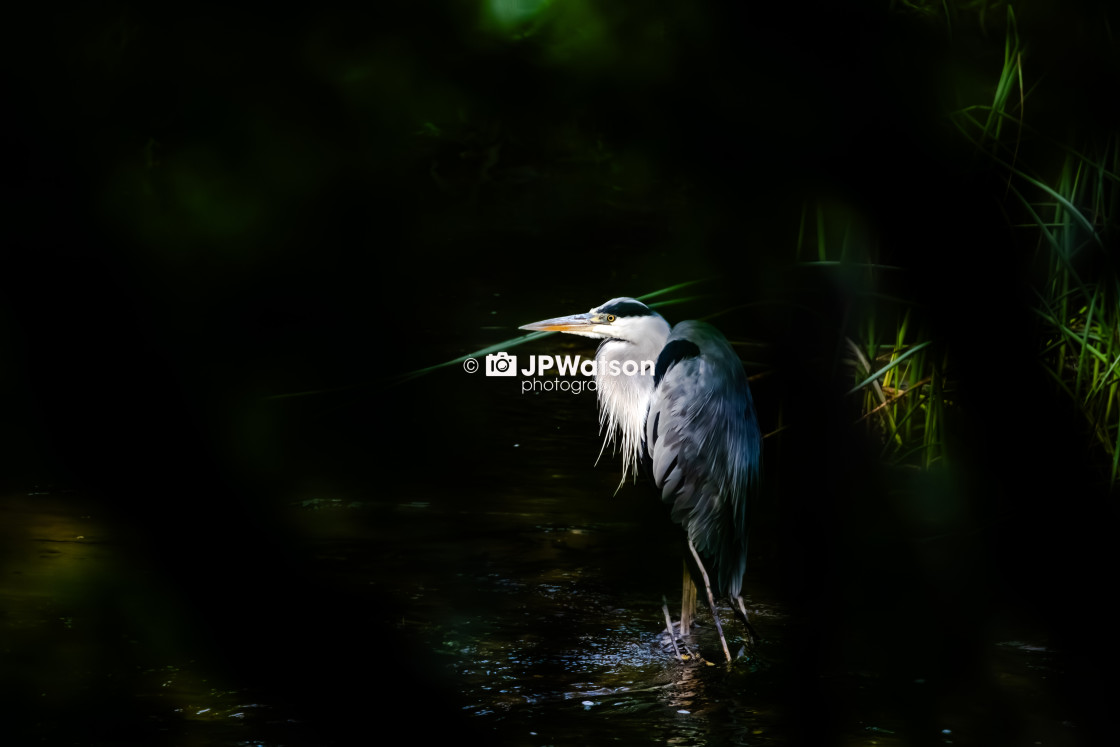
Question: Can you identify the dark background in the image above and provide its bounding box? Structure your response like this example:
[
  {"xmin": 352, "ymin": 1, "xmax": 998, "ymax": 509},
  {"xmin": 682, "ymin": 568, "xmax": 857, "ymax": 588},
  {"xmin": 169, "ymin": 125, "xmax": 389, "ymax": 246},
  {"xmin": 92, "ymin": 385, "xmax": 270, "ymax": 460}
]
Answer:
[{"xmin": 4, "ymin": 2, "xmax": 1118, "ymax": 744}]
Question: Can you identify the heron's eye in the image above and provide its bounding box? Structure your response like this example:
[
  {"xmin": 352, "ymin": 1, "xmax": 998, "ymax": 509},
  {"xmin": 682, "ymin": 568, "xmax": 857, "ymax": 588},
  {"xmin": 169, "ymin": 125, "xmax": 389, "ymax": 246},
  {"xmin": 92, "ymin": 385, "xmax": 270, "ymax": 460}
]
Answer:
[{"xmin": 606, "ymin": 314, "xmax": 616, "ymax": 323}]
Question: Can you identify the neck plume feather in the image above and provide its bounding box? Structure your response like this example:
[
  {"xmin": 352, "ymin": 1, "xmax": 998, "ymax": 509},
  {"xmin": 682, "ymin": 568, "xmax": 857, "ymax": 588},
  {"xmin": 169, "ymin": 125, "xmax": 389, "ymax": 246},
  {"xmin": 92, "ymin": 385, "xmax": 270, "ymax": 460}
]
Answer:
[
  {"xmin": 595, "ymin": 366, "xmax": 652, "ymax": 489},
  {"xmin": 593, "ymin": 324, "xmax": 668, "ymax": 489}
]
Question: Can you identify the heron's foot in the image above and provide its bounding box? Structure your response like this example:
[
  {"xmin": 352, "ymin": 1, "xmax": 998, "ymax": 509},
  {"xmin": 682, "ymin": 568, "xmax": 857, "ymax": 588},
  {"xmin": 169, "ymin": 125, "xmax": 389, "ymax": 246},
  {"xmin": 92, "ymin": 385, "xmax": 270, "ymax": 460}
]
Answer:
[
  {"xmin": 668, "ymin": 619, "xmax": 693, "ymax": 643},
  {"xmin": 658, "ymin": 627, "xmax": 703, "ymax": 663},
  {"xmin": 658, "ymin": 609, "xmax": 702, "ymax": 662},
  {"xmin": 734, "ymin": 595, "xmax": 761, "ymax": 650}
]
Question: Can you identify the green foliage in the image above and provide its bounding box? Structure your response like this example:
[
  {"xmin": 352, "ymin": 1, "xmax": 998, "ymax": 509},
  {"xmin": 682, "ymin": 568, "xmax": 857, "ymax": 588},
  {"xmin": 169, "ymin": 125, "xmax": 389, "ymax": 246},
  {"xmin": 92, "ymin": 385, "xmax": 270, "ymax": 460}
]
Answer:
[
  {"xmin": 824, "ymin": 4, "xmax": 1120, "ymax": 486},
  {"xmin": 798, "ymin": 204, "xmax": 950, "ymax": 470},
  {"xmin": 950, "ymin": 8, "xmax": 1120, "ymax": 485},
  {"xmin": 1026, "ymin": 155, "xmax": 1120, "ymax": 483}
]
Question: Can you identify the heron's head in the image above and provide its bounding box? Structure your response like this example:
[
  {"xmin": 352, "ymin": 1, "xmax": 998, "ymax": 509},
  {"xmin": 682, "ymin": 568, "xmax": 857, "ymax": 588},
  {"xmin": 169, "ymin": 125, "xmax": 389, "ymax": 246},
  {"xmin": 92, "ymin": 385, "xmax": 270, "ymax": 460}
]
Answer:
[
  {"xmin": 519, "ymin": 297, "xmax": 669, "ymax": 345},
  {"xmin": 522, "ymin": 297, "xmax": 669, "ymax": 486}
]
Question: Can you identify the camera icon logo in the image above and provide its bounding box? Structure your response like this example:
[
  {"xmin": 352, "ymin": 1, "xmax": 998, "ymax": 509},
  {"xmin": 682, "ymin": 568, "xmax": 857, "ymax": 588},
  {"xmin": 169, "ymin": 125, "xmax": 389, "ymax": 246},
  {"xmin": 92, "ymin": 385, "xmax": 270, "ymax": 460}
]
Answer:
[{"xmin": 485, "ymin": 352, "xmax": 518, "ymax": 376}]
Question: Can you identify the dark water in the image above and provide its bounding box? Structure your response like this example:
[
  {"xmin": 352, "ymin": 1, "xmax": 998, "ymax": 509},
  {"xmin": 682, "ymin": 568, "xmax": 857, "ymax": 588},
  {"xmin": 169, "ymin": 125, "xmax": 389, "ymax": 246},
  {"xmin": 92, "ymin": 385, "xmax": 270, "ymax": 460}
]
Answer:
[
  {"xmin": 0, "ymin": 489, "xmax": 1075, "ymax": 746},
  {"xmin": 0, "ymin": 359, "xmax": 1082, "ymax": 746}
]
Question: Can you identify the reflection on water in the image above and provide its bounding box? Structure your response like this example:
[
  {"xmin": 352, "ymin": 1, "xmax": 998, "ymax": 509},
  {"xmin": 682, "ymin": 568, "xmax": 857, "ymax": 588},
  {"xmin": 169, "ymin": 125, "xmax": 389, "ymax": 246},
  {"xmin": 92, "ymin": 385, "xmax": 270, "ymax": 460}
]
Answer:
[
  {"xmin": 0, "ymin": 377, "xmax": 1084, "ymax": 745},
  {"xmin": 2, "ymin": 482, "xmax": 1076, "ymax": 746},
  {"xmin": 294, "ymin": 487, "xmax": 792, "ymax": 746}
]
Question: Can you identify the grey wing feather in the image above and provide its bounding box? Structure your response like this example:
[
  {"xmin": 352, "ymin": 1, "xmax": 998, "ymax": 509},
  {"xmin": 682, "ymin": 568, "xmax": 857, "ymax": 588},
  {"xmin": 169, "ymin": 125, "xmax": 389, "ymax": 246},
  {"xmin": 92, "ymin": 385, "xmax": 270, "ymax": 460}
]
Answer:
[{"xmin": 644, "ymin": 320, "xmax": 762, "ymax": 599}]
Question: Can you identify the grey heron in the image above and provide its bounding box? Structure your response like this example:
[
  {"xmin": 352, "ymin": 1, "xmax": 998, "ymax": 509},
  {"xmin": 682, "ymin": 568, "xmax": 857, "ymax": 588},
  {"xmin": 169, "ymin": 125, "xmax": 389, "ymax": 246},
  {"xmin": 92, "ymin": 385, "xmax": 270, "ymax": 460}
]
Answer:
[{"xmin": 520, "ymin": 297, "xmax": 762, "ymax": 662}]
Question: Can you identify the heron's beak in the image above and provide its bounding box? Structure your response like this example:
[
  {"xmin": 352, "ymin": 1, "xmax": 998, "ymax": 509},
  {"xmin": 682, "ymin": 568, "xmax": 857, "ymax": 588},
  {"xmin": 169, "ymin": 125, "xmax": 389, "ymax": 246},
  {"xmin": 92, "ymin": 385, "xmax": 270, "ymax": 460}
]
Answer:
[{"xmin": 519, "ymin": 312, "xmax": 599, "ymax": 334}]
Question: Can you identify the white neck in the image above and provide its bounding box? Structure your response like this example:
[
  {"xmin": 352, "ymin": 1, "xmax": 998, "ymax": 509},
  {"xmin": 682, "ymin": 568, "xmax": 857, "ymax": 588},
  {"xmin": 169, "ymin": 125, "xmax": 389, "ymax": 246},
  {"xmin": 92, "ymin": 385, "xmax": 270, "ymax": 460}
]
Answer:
[{"xmin": 593, "ymin": 320, "xmax": 670, "ymax": 487}]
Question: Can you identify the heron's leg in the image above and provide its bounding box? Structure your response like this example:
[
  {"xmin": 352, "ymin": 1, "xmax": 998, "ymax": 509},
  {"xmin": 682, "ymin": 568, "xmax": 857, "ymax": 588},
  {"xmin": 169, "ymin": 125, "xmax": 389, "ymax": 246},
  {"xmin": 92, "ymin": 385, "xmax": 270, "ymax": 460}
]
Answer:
[
  {"xmin": 735, "ymin": 595, "xmax": 760, "ymax": 648},
  {"xmin": 679, "ymin": 562, "xmax": 697, "ymax": 638},
  {"xmin": 661, "ymin": 597, "xmax": 682, "ymax": 661},
  {"xmin": 687, "ymin": 539, "xmax": 732, "ymax": 663}
]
